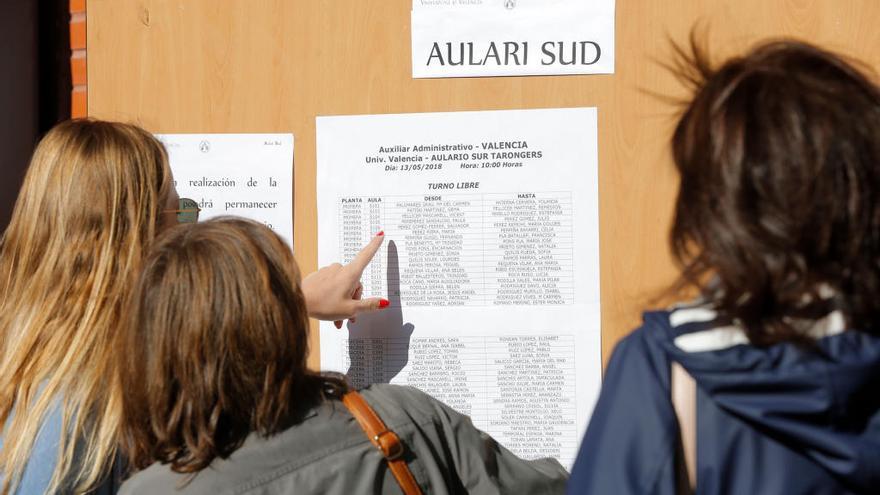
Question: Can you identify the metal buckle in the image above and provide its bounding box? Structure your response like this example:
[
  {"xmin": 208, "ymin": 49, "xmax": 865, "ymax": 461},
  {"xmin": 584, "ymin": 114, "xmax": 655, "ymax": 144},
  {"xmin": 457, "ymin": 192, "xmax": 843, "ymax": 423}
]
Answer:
[{"xmin": 373, "ymin": 431, "xmax": 405, "ymax": 460}]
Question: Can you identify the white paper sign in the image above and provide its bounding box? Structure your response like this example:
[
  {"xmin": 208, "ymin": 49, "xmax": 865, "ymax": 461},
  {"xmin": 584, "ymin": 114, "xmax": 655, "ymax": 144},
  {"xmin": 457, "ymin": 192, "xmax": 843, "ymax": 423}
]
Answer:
[
  {"xmin": 317, "ymin": 108, "xmax": 602, "ymax": 467},
  {"xmin": 414, "ymin": 0, "xmax": 573, "ymax": 9},
  {"xmin": 411, "ymin": 1, "xmax": 615, "ymax": 78},
  {"xmin": 157, "ymin": 134, "xmax": 294, "ymax": 245}
]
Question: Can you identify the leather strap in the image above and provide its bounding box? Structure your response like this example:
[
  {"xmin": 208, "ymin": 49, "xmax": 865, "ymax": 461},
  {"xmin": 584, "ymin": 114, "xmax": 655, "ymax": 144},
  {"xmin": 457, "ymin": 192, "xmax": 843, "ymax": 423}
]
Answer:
[
  {"xmin": 342, "ymin": 391, "xmax": 424, "ymax": 495},
  {"xmin": 671, "ymin": 361, "xmax": 697, "ymax": 494}
]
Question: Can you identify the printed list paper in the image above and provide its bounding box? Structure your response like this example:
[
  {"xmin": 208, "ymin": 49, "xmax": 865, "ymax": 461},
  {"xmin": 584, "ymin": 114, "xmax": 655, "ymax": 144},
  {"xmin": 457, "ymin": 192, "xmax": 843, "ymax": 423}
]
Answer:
[
  {"xmin": 157, "ymin": 134, "xmax": 294, "ymax": 246},
  {"xmin": 317, "ymin": 108, "xmax": 601, "ymax": 467}
]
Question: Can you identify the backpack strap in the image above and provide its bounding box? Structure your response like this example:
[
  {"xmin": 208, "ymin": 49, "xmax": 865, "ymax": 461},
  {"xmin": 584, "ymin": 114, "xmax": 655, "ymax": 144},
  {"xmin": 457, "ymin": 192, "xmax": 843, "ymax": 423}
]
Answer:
[
  {"xmin": 671, "ymin": 361, "xmax": 697, "ymax": 494},
  {"xmin": 342, "ymin": 390, "xmax": 424, "ymax": 495}
]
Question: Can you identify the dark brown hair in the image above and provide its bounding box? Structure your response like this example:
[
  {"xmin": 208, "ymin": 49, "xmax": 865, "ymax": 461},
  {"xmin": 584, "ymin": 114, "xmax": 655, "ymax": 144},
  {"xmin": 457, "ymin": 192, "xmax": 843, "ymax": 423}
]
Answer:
[
  {"xmin": 669, "ymin": 37, "xmax": 880, "ymax": 345},
  {"xmin": 118, "ymin": 218, "xmax": 342, "ymax": 473}
]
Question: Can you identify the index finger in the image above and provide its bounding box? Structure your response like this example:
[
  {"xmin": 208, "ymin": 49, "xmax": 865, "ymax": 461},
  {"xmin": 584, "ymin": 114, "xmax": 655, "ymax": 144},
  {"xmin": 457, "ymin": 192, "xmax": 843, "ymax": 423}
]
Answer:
[{"xmin": 346, "ymin": 232, "xmax": 385, "ymax": 276}]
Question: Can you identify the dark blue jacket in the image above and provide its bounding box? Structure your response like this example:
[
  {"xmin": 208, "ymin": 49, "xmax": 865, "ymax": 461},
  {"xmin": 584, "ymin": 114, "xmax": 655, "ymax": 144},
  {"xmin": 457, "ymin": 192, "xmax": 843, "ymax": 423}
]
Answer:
[{"xmin": 568, "ymin": 307, "xmax": 880, "ymax": 494}]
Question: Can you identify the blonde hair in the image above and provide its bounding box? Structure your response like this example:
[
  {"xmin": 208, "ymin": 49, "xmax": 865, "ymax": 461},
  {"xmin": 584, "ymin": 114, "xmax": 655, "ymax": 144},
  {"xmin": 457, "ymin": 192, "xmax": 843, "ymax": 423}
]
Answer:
[{"xmin": 0, "ymin": 119, "xmax": 171, "ymax": 494}]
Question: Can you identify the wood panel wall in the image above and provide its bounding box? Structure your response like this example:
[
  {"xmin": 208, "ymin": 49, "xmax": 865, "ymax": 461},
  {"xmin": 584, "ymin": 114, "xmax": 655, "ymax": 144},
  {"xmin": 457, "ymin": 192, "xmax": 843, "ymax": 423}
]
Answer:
[{"xmin": 87, "ymin": 0, "xmax": 880, "ymax": 369}]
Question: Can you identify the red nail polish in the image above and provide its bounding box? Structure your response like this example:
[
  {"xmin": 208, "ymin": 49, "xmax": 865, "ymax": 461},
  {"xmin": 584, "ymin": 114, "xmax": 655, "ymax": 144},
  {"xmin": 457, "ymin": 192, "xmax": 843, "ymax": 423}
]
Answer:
[
  {"xmin": 376, "ymin": 230, "xmax": 385, "ymax": 236},
  {"xmin": 378, "ymin": 298, "xmax": 390, "ymax": 308}
]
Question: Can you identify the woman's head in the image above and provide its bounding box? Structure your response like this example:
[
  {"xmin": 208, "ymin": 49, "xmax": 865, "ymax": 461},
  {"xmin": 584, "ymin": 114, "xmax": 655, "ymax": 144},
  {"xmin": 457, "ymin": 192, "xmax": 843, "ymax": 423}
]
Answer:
[
  {"xmin": 670, "ymin": 39, "xmax": 880, "ymax": 344},
  {"xmin": 120, "ymin": 218, "xmax": 320, "ymax": 473},
  {"xmin": 5, "ymin": 119, "xmax": 173, "ymax": 266},
  {"xmin": 0, "ymin": 119, "xmax": 173, "ymax": 494}
]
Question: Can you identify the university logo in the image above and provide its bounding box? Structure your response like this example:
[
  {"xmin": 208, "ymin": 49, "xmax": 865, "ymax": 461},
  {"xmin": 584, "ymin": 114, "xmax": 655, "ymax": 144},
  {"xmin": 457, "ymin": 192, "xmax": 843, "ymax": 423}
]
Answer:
[
  {"xmin": 505, "ymin": 0, "xmax": 516, "ymax": 9},
  {"xmin": 199, "ymin": 140, "xmax": 211, "ymax": 153}
]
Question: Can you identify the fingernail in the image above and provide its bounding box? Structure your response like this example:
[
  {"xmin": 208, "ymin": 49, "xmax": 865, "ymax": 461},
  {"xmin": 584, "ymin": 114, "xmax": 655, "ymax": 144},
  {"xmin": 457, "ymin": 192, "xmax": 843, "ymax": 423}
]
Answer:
[
  {"xmin": 378, "ymin": 298, "xmax": 390, "ymax": 309},
  {"xmin": 376, "ymin": 230, "xmax": 384, "ymax": 236}
]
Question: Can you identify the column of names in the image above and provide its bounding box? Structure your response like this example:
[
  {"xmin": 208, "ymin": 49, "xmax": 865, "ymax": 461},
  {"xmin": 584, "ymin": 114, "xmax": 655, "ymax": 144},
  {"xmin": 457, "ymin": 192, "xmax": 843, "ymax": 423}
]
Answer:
[
  {"xmin": 336, "ymin": 191, "xmax": 574, "ymax": 307},
  {"xmin": 342, "ymin": 334, "xmax": 578, "ymax": 464}
]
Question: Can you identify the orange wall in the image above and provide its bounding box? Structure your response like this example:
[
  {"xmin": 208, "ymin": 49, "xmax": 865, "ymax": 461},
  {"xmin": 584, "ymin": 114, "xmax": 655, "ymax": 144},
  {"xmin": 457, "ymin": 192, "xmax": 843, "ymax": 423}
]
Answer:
[{"xmin": 86, "ymin": 0, "xmax": 880, "ymax": 370}]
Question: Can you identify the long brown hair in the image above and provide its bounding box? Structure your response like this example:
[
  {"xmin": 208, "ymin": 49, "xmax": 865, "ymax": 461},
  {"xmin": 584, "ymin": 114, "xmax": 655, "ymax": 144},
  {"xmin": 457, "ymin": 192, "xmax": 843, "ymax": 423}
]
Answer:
[
  {"xmin": 669, "ymin": 37, "xmax": 880, "ymax": 345},
  {"xmin": 0, "ymin": 119, "xmax": 172, "ymax": 494},
  {"xmin": 119, "ymin": 218, "xmax": 335, "ymax": 473}
]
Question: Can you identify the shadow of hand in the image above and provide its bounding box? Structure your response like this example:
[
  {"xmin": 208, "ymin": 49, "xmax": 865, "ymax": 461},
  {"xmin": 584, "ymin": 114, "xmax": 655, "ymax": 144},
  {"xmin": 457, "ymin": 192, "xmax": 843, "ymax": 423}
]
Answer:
[{"xmin": 345, "ymin": 240, "xmax": 415, "ymax": 387}]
